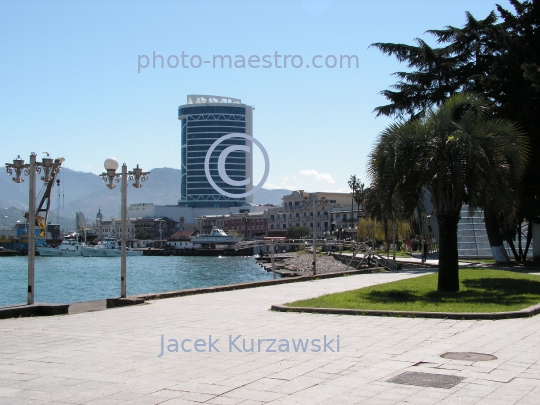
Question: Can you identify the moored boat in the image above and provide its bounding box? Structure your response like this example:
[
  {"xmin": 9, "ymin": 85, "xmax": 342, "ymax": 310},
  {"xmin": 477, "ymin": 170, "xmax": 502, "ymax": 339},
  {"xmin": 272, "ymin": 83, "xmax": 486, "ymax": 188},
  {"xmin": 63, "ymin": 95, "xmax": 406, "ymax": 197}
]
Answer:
[
  {"xmin": 37, "ymin": 239, "xmax": 85, "ymax": 257},
  {"xmin": 81, "ymin": 238, "xmax": 143, "ymax": 257},
  {"xmin": 191, "ymin": 226, "xmax": 243, "ymax": 245}
]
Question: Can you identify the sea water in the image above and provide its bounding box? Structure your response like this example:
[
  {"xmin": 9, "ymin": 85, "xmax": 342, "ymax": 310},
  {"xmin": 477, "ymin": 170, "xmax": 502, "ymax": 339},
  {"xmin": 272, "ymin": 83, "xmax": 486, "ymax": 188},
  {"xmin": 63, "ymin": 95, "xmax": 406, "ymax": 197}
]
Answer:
[{"xmin": 0, "ymin": 256, "xmax": 274, "ymax": 306}]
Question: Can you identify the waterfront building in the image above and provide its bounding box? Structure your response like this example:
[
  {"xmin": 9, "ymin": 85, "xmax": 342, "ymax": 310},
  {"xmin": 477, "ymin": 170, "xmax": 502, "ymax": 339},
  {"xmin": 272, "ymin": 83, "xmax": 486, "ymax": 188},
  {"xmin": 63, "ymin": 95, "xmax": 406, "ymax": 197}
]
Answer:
[
  {"xmin": 267, "ymin": 190, "xmax": 353, "ymax": 237},
  {"xmin": 330, "ymin": 208, "xmax": 362, "ymax": 234},
  {"xmin": 96, "ymin": 217, "xmax": 137, "ymax": 240},
  {"xmin": 196, "ymin": 211, "xmax": 268, "ymax": 238},
  {"xmin": 178, "ymin": 94, "xmax": 254, "ymax": 208},
  {"xmin": 169, "ymin": 230, "xmax": 196, "ymax": 249},
  {"xmin": 225, "ymin": 212, "xmax": 268, "ymax": 238}
]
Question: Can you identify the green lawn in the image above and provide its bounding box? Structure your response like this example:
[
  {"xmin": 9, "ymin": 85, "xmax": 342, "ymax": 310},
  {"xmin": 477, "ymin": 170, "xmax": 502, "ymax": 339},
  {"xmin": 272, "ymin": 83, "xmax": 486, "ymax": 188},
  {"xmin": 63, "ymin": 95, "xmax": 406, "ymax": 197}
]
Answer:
[
  {"xmin": 375, "ymin": 250, "xmax": 413, "ymax": 258},
  {"xmin": 461, "ymin": 259, "xmax": 498, "ymax": 264},
  {"xmin": 286, "ymin": 269, "xmax": 540, "ymax": 313}
]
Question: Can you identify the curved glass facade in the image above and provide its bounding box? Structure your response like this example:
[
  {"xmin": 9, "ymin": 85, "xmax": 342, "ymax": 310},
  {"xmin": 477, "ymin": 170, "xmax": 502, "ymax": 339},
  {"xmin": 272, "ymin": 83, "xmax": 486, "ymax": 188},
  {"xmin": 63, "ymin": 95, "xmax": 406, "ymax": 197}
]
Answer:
[{"xmin": 178, "ymin": 101, "xmax": 254, "ymax": 208}]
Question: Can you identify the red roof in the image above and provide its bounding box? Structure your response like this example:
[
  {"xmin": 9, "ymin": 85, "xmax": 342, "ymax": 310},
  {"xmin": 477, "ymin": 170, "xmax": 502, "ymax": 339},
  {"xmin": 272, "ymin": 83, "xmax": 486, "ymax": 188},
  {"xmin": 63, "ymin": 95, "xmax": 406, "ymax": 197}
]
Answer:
[{"xmin": 170, "ymin": 230, "xmax": 196, "ymax": 240}]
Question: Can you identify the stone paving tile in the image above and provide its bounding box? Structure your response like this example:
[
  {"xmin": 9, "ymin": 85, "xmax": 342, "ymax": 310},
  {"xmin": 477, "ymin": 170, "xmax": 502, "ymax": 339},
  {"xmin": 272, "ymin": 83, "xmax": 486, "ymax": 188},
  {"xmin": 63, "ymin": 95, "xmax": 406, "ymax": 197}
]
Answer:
[
  {"xmin": 267, "ymin": 375, "xmax": 323, "ymax": 394},
  {"xmin": 223, "ymin": 387, "xmax": 286, "ymax": 402},
  {"xmin": 205, "ymin": 396, "xmax": 245, "ymax": 405},
  {"xmin": 1, "ymin": 270, "xmax": 540, "ymax": 405},
  {"xmin": 0, "ymin": 398, "xmax": 49, "ymax": 405},
  {"xmin": 159, "ymin": 398, "xmax": 201, "ymax": 405}
]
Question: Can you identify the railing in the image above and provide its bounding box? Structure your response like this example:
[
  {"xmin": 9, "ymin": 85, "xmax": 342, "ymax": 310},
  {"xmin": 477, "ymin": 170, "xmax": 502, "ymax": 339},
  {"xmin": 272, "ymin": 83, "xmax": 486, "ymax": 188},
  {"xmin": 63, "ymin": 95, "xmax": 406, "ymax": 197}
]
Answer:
[
  {"xmin": 235, "ymin": 239, "xmax": 400, "ymax": 275},
  {"xmin": 333, "ymin": 241, "xmax": 399, "ymax": 272}
]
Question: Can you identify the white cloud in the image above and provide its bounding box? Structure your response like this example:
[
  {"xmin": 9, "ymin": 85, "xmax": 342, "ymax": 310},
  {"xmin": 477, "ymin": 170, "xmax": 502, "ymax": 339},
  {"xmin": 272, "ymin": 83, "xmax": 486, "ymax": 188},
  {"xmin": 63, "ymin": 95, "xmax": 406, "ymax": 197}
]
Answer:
[
  {"xmin": 264, "ymin": 176, "xmax": 303, "ymax": 191},
  {"xmin": 299, "ymin": 169, "xmax": 335, "ymax": 184}
]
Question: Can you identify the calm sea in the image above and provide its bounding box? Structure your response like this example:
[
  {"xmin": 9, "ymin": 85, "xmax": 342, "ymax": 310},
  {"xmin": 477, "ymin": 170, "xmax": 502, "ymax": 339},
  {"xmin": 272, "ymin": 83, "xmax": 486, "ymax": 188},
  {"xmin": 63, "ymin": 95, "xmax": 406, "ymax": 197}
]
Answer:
[{"xmin": 0, "ymin": 255, "xmax": 275, "ymax": 306}]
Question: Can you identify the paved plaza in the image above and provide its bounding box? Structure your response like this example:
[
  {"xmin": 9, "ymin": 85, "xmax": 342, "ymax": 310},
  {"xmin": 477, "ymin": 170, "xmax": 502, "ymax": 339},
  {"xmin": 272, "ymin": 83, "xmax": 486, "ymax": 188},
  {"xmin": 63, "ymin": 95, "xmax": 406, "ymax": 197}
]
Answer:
[{"xmin": 1, "ymin": 270, "xmax": 539, "ymax": 405}]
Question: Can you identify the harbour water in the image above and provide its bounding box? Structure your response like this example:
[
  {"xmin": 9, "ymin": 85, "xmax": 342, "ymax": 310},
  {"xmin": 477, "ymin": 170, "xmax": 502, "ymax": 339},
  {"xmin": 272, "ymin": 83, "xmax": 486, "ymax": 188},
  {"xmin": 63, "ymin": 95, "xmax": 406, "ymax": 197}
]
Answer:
[{"xmin": 0, "ymin": 255, "xmax": 275, "ymax": 306}]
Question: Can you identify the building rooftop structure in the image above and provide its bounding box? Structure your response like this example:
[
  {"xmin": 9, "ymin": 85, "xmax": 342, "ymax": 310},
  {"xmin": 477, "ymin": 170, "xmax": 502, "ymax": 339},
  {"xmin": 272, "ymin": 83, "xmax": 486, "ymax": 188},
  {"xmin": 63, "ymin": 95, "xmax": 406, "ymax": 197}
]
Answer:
[{"xmin": 187, "ymin": 94, "xmax": 242, "ymax": 104}]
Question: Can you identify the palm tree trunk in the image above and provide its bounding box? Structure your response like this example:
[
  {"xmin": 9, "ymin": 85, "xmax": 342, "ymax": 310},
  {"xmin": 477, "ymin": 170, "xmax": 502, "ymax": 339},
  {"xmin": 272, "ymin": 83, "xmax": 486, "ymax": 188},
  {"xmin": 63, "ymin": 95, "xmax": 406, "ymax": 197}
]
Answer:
[
  {"xmin": 437, "ymin": 212, "xmax": 460, "ymax": 292},
  {"xmin": 518, "ymin": 225, "xmax": 524, "ymax": 261},
  {"xmin": 507, "ymin": 238, "xmax": 519, "ymax": 261},
  {"xmin": 484, "ymin": 208, "xmax": 510, "ymax": 263}
]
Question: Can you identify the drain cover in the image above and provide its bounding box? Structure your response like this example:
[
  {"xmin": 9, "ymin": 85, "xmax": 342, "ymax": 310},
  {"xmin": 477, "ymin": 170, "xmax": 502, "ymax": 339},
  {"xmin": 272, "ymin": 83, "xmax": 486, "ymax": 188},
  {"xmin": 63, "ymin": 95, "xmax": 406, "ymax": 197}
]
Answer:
[
  {"xmin": 440, "ymin": 352, "xmax": 497, "ymax": 361},
  {"xmin": 387, "ymin": 371, "xmax": 465, "ymax": 389}
]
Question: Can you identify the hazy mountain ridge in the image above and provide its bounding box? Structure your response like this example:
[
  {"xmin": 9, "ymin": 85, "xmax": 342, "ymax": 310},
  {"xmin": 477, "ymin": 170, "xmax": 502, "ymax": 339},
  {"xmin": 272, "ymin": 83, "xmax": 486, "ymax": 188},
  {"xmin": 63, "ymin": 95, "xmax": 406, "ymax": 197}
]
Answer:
[{"xmin": 0, "ymin": 167, "xmax": 291, "ymax": 229}]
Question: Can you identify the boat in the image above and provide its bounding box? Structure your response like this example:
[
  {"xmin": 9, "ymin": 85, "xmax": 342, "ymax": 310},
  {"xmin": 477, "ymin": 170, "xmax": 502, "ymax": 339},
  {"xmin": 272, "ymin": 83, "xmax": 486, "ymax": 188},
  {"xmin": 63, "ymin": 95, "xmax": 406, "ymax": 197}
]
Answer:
[
  {"xmin": 81, "ymin": 238, "xmax": 143, "ymax": 257},
  {"xmin": 191, "ymin": 226, "xmax": 243, "ymax": 245},
  {"xmin": 37, "ymin": 239, "xmax": 85, "ymax": 257}
]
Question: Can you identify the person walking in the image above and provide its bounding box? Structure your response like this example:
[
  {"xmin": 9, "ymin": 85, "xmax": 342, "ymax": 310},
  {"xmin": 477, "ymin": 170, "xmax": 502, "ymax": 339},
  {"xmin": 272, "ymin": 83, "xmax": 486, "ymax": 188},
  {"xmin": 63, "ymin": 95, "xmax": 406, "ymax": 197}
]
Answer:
[{"xmin": 421, "ymin": 240, "xmax": 428, "ymax": 264}]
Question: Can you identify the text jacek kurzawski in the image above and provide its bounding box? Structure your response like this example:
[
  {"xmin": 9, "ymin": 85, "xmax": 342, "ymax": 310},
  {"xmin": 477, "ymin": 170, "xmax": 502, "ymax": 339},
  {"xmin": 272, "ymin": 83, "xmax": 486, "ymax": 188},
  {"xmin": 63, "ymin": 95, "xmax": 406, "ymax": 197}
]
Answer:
[{"xmin": 158, "ymin": 335, "xmax": 340, "ymax": 357}]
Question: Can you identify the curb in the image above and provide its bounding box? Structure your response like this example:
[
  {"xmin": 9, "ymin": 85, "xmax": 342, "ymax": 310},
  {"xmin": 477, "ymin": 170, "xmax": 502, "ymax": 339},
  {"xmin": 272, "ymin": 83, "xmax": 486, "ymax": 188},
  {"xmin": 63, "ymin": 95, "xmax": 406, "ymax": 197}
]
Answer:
[
  {"xmin": 106, "ymin": 297, "xmax": 146, "ymax": 308},
  {"xmin": 0, "ymin": 303, "xmax": 69, "ymax": 319},
  {"xmin": 270, "ymin": 303, "xmax": 540, "ymax": 320}
]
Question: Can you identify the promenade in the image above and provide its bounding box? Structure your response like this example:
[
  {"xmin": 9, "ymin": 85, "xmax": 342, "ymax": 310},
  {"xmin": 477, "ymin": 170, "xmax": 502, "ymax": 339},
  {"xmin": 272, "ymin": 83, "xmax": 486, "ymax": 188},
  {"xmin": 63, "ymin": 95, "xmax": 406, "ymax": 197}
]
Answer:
[{"xmin": 1, "ymin": 270, "xmax": 539, "ymax": 405}]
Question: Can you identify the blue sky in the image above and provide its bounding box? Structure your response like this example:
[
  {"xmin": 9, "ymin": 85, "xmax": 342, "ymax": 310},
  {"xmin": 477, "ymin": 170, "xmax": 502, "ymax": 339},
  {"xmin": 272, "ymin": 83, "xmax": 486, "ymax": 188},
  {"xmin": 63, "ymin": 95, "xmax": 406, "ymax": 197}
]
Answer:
[{"xmin": 0, "ymin": 0, "xmax": 513, "ymax": 194}]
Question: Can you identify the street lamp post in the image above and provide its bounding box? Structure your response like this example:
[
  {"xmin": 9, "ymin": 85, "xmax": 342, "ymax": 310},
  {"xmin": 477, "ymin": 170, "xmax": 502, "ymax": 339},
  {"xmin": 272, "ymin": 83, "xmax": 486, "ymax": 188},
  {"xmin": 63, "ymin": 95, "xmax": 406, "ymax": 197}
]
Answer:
[
  {"xmin": 159, "ymin": 219, "xmax": 164, "ymax": 248},
  {"xmin": 300, "ymin": 196, "xmax": 328, "ymax": 276},
  {"xmin": 101, "ymin": 158, "xmax": 148, "ymax": 298},
  {"xmin": 5, "ymin": 153, "xmax": 61, "ymax": 305},
  {"xmin": 242, "ymin": 212, "xmax": 249, "ymax": 238}
]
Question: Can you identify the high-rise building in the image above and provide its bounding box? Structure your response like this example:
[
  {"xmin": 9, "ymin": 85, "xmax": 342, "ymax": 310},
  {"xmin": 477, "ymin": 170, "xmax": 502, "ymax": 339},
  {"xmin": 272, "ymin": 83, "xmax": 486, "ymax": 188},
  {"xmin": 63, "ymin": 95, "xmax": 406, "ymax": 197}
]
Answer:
[{"xmin": 178, "ymin": 95, "xmax": 253, "ymax": 208}]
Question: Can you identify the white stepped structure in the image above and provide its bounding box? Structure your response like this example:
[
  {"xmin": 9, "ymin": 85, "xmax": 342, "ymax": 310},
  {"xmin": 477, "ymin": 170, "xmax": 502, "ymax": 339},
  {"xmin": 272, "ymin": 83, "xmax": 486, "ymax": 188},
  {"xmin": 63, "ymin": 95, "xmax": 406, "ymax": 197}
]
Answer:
[
  {"xmin": 457, "ymin": 206, "xmax": 492, "ymax": 258},
  {"xmin": 457, "ymin": 205, "xmax": 533, "ymax": 259}
]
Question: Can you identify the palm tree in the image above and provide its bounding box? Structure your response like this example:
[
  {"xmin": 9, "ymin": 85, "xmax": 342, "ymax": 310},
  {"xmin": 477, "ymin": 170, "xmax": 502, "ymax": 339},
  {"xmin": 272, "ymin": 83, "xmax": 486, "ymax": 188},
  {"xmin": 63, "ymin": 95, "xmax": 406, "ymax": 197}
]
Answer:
[
  {"xmin": 371, "ymin": 3, "xmax": 540, "ymax": 263},
  {"xmin": 179, "ymin": 216, "xmax": 185, "ymax": 231},
  {"xmin": 348, "ymin": 175, "xmax": 360, "ymax": 228},
  {"xmin": 353, "ymin": 179, "xmax": 366, "ymax": 219},
  {"xmin": 368, "ymin": 93, "xmax": 529, "ymax": 291}
]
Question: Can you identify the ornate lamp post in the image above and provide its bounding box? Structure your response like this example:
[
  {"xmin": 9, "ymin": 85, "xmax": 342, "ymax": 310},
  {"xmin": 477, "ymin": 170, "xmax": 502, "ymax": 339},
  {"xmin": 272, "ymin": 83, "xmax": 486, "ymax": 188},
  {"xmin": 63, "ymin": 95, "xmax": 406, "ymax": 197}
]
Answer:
[
  {"xmin": 101, "ymin": 158, "xmax": 148, "ymax": 298},
  {"xmin": 5, "ymin": 153, "xmax": 62, "ymax": 305}
]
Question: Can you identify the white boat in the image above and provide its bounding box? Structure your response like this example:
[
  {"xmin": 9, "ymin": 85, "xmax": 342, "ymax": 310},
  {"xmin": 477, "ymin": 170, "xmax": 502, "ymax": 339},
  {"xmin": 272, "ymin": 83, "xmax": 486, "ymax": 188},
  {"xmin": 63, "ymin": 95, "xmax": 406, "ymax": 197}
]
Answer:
[
  {"xmin": 81, "ymin": 238, "xmax": 143, "ymax": 257},
  {"xmin": 38, "ymin": 239, "xmax": 85, "ymax": 257},
  {"xmin": 191, "ymin": 226, "xmax": 243, "ymax": 245}
]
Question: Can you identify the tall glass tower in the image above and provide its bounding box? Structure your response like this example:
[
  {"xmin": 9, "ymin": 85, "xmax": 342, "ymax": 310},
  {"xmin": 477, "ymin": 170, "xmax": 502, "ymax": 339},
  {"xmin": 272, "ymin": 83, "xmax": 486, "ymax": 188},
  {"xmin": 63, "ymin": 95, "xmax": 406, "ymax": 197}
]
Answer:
[{"xmin": 178, "ymin": 95, "xmax": 254, "ymax": 208}]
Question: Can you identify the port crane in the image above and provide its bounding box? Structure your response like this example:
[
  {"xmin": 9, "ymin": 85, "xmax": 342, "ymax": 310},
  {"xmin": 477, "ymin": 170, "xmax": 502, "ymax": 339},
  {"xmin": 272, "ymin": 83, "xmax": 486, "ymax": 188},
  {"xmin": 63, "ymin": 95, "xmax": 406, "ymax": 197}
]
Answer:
[{"xmin": 23, "ymin": 156, "xmax": 65, "ymax": 239}]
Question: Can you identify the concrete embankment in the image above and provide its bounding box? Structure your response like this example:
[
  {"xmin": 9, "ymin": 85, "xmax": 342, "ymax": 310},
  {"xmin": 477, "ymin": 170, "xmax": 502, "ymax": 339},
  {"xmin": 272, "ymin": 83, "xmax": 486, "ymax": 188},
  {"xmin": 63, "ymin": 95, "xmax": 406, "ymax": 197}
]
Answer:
[{"xmin": 140, "ymin": 247, "xmax": 254, "ymax": 256}]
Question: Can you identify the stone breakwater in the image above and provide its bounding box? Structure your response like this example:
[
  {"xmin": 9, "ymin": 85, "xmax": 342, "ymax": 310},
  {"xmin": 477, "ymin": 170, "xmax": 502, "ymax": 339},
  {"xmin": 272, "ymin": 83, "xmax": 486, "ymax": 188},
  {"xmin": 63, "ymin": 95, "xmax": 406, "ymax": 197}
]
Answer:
[{"xmin": 281, "ymin": 253, "xmax": 351, "ymax": 274}]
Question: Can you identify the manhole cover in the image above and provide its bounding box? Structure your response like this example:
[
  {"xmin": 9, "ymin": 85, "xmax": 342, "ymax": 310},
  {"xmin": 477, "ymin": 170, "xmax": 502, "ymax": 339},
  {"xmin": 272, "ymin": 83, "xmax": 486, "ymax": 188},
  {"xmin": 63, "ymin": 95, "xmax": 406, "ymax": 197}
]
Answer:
[
  {"xmin": 440, "ymin": 352, "xmax": 497, "ymax": 361},
  {"xmin": 387, "ymin": 371, "xmax": 465, "ymax": 389}
]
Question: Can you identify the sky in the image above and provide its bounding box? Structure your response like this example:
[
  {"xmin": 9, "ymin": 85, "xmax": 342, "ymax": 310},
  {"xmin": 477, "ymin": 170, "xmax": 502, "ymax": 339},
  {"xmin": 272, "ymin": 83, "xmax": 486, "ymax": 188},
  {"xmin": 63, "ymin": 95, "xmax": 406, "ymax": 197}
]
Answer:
[{"xmin": 0, "ymin": 0, "xmax": 514, "ymax": 195}]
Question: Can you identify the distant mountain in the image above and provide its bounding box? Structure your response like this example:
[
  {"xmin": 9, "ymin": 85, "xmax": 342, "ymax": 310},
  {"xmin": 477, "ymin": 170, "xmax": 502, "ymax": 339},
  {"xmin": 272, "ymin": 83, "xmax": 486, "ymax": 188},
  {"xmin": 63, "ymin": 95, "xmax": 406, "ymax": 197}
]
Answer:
[
  {"xmin": 251, "ymin": 188, "xmax": 291, "ymax": 205},
  {"xmin": 0, "ymin": 167, "xmax": 291, "ymax": 230}
]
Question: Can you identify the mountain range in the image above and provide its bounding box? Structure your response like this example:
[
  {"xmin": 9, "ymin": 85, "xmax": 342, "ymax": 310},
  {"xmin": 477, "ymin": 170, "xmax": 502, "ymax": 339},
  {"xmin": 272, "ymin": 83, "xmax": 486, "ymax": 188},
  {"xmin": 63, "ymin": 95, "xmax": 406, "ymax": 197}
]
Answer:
[{"xmin": 0, "ymin": 167, "xmax": 291, "ymax": 231}]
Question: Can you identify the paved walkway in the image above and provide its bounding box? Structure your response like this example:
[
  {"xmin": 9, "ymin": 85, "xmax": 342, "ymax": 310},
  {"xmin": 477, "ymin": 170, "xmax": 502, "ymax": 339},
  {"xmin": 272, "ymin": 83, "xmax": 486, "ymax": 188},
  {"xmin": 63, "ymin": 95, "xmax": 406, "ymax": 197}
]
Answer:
[{"xmin": 1, "ymin": 270, "xmax": 539, "ymax": 405}]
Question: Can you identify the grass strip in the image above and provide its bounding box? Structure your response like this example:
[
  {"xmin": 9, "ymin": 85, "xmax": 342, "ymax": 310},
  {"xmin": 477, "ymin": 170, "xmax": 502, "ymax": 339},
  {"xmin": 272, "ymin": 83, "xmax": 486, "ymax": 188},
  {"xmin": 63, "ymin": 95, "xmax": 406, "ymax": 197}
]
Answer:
[{"xmin": 286, "ymin": 269, "xmax": 540, "ymax": 313}]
